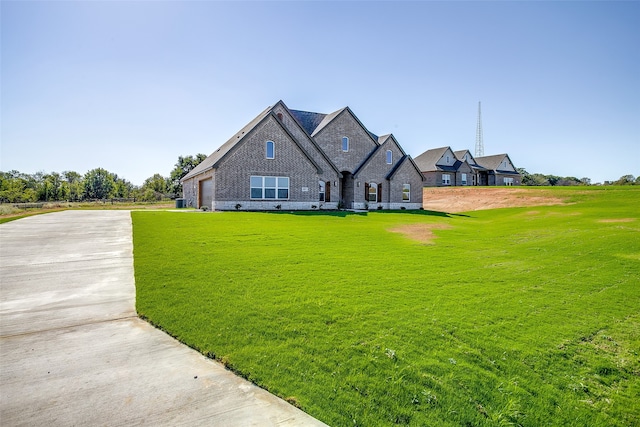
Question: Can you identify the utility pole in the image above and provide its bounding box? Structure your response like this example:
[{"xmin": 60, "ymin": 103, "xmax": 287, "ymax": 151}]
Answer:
[{"xmin": 475, "ymin": 101, "xmax": 484, "ymax": 157}]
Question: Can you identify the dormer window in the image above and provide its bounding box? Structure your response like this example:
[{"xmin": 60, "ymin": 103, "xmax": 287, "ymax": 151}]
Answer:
[
  {"xmin": 266, "ymin": 141, "xmax": 274, "ymax": 159},
  {"xmin": 342, "ymin": 137, "xmax": 349, "ymax": 152},
  {"xmin": 386, "ymin": 150, "xmax": 392, "ymax": 164}
]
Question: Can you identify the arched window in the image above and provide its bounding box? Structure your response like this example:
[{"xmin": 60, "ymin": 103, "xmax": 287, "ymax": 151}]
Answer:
[
  {"xmin": 266, "ymin": 141, "xmax": 274, "ymax": 159},
  {"xmin": 342, "ymin": 137, "xmax": 349, "ymax": 152},
  {"xmin": 367, "ymin": 182, "xmax": 378, "ymax": 203},
  {"xmin": 386, "ymin": 150, "xmax": 393, "ymax": 164}
]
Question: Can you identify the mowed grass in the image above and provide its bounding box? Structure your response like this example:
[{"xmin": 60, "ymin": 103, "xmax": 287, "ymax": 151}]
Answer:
[{"xmin": 132, "ymin": 187, "xmax": 640, "ymax": 427}]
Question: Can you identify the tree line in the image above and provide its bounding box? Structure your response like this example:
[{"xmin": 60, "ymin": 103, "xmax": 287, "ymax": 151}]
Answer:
[
  {"xmin": 2, "ymin": 158, "xmax": 638, "ymax": 203},
  {"xmin": 0, "ymin": 154, "xmax": 206, "ymax": 204},
  {"xmin": 517, "ymin": 168, "xmax": 640, "ymax": 186}
]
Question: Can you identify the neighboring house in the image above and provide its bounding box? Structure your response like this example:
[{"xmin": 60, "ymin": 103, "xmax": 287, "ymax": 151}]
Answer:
[
  {"xmin": 414, "ymin": 146, "xmax": 474, "ymax": 187},
  {"xmin": 474, "ymin": 154, "xmax": 521, "ymax": 186},
  {"xmin": 415, "ymin": 146, "xmax": 521, "ymax": 187},
  {"xmin": 181, "ymin": 100, "xmax": 424, "ymax": 210},
  {"xmin": 453, "ymin": 149, "xmax": 489, "ymax": 186}
]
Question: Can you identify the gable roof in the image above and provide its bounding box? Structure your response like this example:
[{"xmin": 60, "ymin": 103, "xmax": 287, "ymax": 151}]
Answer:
[
  {"xmin": 181, "ymin": 106, "xmax": 322, "ymax": 182},
  {"xmin": 386, "ymin": 155, "xmax": 425, "ymax": 181},
  {"xmin": 310, "ymin": 108, "xmax": 348, "ymax": 137},
  {"xmin": 454, "ymin": 149, "xmax": 474, "ymax": 163},
  {"xmin": 182, "ymin": 105, "xmax": 273, "ymax": 181},
  {"xmin": 276, "ymin": 101, "xmax": 342, "ymax": 177},
  {"xmin": 475, "ymin": 153, "xmax": 519, "ymax": 173},
  {"xmin": 413, "ymin": 146, "xmax": 450, "ymax": 172},
  {"xmin": 377, "ymin": 134, "xmax": 407, "ymax": 156}
]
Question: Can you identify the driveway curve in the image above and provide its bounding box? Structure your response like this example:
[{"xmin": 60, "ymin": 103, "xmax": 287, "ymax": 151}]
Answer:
[{"xmin": 0, "ymin": 210, "xmax": 327, "ymax": 426}]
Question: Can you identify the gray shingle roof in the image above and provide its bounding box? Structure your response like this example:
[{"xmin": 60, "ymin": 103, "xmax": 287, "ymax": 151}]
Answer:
[
  {"xmin": 413, "ymin": 147, "xmax": 450, "ymax": 172},
  {"xmin": 181, "ymin": 105, "xmax": 273, "ymax": 181},
  {"xmin": 289, "ymin": 110, "xmax": 327, "ymax": 135},
  {"xmin": 475, "ymin": 154, "xmax": 520, "ymax": 174},
  {"xmin": 475, "ymin": 154, "xmax": 508, "ymax": 170}
]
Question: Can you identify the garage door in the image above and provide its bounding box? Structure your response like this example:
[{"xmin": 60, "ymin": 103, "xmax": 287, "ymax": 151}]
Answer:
[{"xmin": 199, "ymin": 179, "xmax": 213, "ymax": 209}]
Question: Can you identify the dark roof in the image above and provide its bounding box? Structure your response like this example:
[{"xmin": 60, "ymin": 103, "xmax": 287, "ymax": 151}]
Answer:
[
  {"xmin": 413, "ymin": 146, "xmax": 450, "ymax": 172},
  {"xmin": 289, "ymin": 110, "xmax": 327, "ymax": 135},
  {"xmin": 454, "ymin": 149, "xmax": 476, "ymax": 164},
  {"xmin": 475, "ymin": 154, "xmax": 505, "ymax": 170},
  {"xmin": 475, "ymin": 154, "xmax": 520, "ymax": 174}
]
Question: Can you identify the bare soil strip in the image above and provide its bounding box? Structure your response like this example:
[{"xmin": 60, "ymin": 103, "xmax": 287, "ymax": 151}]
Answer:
[
  {"xmin": 422, "ymin": 187, "xmax": 565, "ymax": 213},
  {"xmin": 388, "ymin": 223, "xmax": 452, "ymax": 244}
]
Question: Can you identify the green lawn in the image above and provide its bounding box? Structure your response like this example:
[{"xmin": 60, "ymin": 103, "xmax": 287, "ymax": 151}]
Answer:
[{"xmin": 132, "ymin": 187, "xmax": 640, "ymax": 426}]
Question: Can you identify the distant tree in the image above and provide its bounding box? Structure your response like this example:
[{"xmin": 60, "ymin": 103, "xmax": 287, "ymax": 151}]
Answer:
[
  {"xmin": 83, "ymin": 168, "xmax": 115, "ymax": 199},
  {"xmin": 39, "ymin": 172, "xmax": 64, "ymax": 201},
  {"xmin": 141, "ymin": 173, "xmax": 169, "ymax": 201},
  {"xmin": 518, "ymin": 168, "xmax": 592, "ymax": 186},
  {"xmin": 168, "ymin": 154, "xmax": 207, "ymax": 197},
  {"xmin": 0, "ymin": 171, "xmax": 37, "ymax": 202},
  {"xmin": 517, "ymin": 168, "xmax": 533, "ymax": 185},
  {"xmin": 614, "ymin": 174, "xmax": 636, "ymax": 185},
  {"xmin": 556, "ymin": 176, "xmax": 582, "ymax": 186},
  {"xmin": 112, "ymin": 175, "xmax": 136, "ymax": 199},
  {"xmin": 63, "ymin": 171, "xmax": 83, "ymax": 201}
]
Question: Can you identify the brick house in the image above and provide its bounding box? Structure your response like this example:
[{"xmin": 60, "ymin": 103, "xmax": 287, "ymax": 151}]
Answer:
[
  {"xmin": 474, "ymin": 154, "xmax": 521, "ymax": 186},
  {"xmin": 415, "ymin": 146, "xmax": 521, "ymax": 186},
  {"xmin": 181, "ymin": 100, "xmax": 424, "ymax": 210}
]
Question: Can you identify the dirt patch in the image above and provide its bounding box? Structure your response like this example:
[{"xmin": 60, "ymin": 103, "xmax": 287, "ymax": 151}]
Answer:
[
  {"xmin": 422, "ymin": 187, "xmax": 565, "ymax": 213},
  {"xmin": 388, "ymin": 223, "xmax": 452, "ymax": 244},
  {"xmin": 598, "ymin": 218, "xmax": 636, "ymax": 223}
]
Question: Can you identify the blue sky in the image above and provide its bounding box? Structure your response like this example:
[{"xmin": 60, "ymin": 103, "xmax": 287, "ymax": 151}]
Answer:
[{"xmin": 2, "ymin": 1, "xmax": 638, "ymax": 185}]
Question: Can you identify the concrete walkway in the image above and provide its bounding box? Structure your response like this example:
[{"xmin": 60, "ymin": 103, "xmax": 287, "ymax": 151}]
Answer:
[{"xmin": 0, "ymin": 211, "xmax": 327, "ymax": 426}]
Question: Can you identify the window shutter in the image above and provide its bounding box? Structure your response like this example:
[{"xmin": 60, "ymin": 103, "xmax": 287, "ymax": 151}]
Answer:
[
  {"xmin": 377, "ymin": 183, "xmax": 382, "ymax": 202},
  {"xmin": 325, "ymin": 181, "xmax": 331, "ymax": 202},
  {"xmin": 364, "ymin": 183, "xmax": 369, "ymax": 200}
]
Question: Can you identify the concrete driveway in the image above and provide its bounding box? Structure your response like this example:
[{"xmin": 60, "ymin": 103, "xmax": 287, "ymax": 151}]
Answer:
[{"xmin": 0, "ymin": 210, "xmax": 327, "ymax": 426}]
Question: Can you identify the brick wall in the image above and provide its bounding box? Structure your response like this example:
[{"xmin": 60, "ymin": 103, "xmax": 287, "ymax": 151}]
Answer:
[
  {"xmin": 314, "ymin": 110, "xmax": 378, "ymax": 173},
  {"xmin": 215, "ymin": 115, "xmax": 320, "ymax": 203}
]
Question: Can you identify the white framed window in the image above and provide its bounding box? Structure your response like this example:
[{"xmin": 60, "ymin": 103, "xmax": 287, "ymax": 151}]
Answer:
[
  {"xmin": 250, "ymin": 176, "xmax": 289, "ymax": 199},
  {"xmin": 442, "ymin": 174, "xmax": 451, "ymax": 185},
  {"xmin": 319, "ymin": 180, "xmax": 325, "ymax": 202},
  {"xmin": 504, "ymin": 177, "xmax": 514, "ymax": 186},
  {"xmin": 402, "ymin": 184, "xmax": 410, "ymax": 201},
  {"xmin": 342, "ymin": 136, "xmax": 349, "ymax": 152},
  {"xmin": 461, "ymin": 173, "xmax": 467, "ymax": 185},
  {"xmin": 266, "ymin": 141, "xmax": 274, "ymax": 159},
  {"xmin": 367, "ymin": 182, "xmax": 378, "ymax": 202},
  {"xmin": 386, "ymin": 150, "xmax": 393, "ymax": 164}
]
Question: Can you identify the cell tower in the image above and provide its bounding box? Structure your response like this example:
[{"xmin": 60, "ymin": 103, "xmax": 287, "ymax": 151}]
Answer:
[{"xmin": 475, "ymin": 101, "xmax": 484, "ymax": 157}]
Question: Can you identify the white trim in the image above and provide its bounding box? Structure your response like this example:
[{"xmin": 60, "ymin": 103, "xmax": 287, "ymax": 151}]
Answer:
[
  {"xmin": 342, "ymin": 136, "xmax": 349, "ymax": 152},
  {"xmin": 402, "ymin": 183, "xmax": 410, "ymax": 201},
  {"xmin": 266, "ymin": 141, "xmax": 275, "ymax": 159},
  {"xmin": 250, "ymin": 175, "xmax": 289, "ymax": 199}
]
